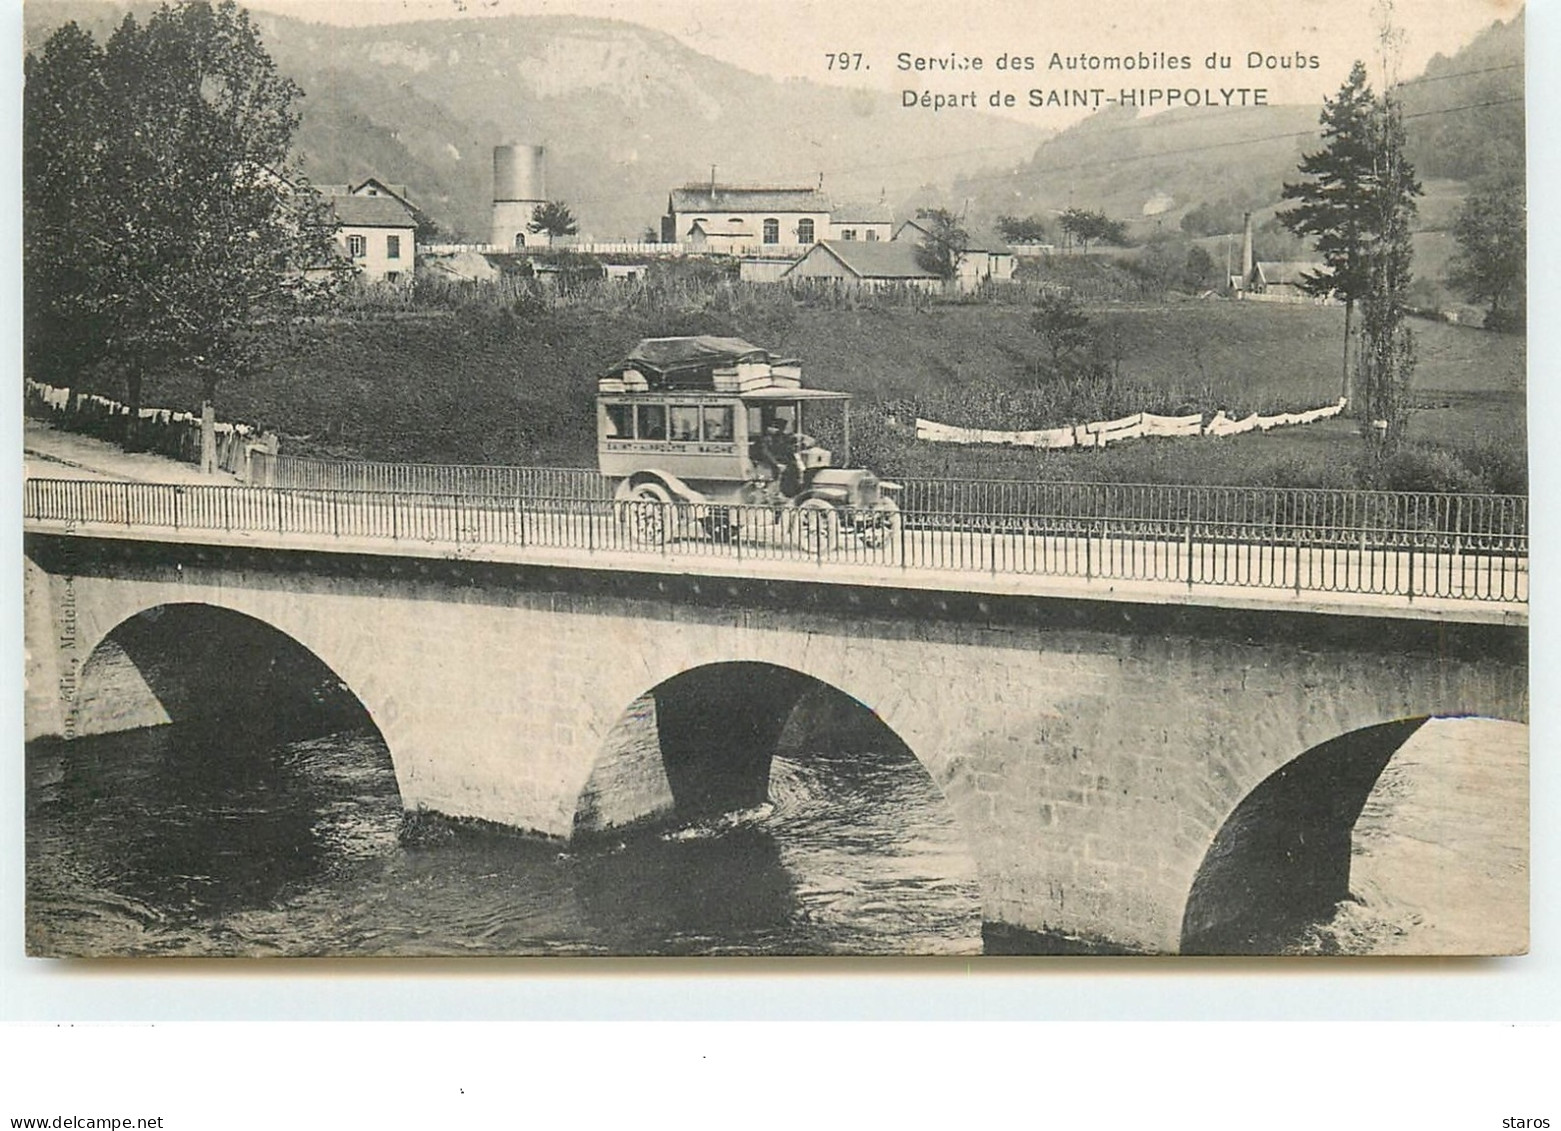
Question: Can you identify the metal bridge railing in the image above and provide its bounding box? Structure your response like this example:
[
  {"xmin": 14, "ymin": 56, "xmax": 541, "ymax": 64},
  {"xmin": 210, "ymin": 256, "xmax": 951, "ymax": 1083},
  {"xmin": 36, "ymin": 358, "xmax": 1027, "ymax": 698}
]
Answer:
[
  {"xmin": 24, "ymin": 477, "xmax": 1529, "ymax": 605},
  {"xmin": 248, "ymin": 452, "xmax": 614, "ymax": 503}
]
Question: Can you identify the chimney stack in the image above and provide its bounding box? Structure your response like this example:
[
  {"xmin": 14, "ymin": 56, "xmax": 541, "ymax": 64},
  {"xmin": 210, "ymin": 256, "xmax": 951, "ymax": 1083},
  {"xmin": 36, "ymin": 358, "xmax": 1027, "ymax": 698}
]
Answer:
[{"xmin": 1240, "ymin": 211, "xmax": 1254, "ymax": 287}]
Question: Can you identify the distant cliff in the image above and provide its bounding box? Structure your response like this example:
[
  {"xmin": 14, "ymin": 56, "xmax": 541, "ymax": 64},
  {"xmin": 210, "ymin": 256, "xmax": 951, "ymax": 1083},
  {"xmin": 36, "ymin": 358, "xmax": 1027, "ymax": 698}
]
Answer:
[{"xmin": 24, "ymin": 2, "xmax": 1053, "ymax": 239}]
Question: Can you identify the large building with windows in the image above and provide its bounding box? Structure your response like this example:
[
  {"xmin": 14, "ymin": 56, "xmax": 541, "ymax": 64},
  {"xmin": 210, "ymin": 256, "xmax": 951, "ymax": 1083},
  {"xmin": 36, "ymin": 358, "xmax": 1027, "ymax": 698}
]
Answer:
[
  {"xmin": 661, "ymin": 184, "xmax": 832, "ymax": 252},
  {"xmin": 322, "ymin": 179, "xmax": 419, "ymax": 284}
]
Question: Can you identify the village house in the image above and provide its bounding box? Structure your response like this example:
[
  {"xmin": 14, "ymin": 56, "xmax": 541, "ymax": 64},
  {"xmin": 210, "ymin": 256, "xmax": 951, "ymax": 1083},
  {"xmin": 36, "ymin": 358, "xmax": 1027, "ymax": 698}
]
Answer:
[
  {"xmin": 661, "ymin": 183, "xmax": 832, "ymax": 252},
  {"xmin": 780, "ymin": 239, "xmax": 941, "ymax": 292},
  {"xmin": 830, "ymin": 201, "xmax": 895, "ymax": 243},
  {"xmin": 890, "ymin": 217, "xmax": 1017, "ymax": 291},
  {"xmin": 320, "ymin": 179, "xmax": 419, "ymax": 284},
  {"xmin": 1246, "ymin": 260, "xmax": 1331, "ymax": 300}
]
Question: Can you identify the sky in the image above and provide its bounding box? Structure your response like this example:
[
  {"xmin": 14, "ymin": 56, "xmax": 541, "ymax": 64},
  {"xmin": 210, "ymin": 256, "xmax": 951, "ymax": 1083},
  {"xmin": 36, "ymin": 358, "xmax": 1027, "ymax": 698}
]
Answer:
[{"xmin": 231, "ymin": 0, "xmax": 1524, "ymax": 125}]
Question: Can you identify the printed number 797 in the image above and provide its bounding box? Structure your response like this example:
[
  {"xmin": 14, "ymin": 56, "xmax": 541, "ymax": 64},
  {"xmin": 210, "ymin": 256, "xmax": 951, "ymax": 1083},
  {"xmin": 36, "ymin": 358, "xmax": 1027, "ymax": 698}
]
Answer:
[{"xmin": 826, "ymin": 53, "xmax": 866, "ymax": 70}]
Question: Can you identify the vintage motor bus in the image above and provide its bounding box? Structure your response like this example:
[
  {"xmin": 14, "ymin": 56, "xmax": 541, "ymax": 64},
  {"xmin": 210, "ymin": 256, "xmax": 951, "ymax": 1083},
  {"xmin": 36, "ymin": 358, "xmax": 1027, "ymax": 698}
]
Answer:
[{"xmin": 596, "ymin": 337, "xmax": 900, "ymax": 547}]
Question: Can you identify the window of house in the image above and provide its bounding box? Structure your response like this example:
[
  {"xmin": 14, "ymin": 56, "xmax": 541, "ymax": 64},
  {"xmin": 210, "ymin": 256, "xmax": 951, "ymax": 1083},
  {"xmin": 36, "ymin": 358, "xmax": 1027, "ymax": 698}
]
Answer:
[
  {"xmin": 763, "ymin": 218, "xmax": 779, "ymax": 244},
  {"xmin": 841, "ymin": 229, "xmax": 856, "ymax": 241},
  {"xmin": 387, "ymin": 235, "xmax": 401, "ymax": 259},
  {"xmin": 636, "ymin": 404, "xmax": 667, "ymax": 441},
  {"xmin": 702, "ymin": 405, "xmax": 734, "ymax": 442},
  {"xmin": 514, "ymin": 232, "xmax": 527, "ymax": 248},
  {"xmin": 347, "ymin": 234, "xmax": 366, "ymax": 258},
  {"xmin": 669, "ymin": 405, "xmax": 701, "ymax": 442},
  {"xmin": 866, "ymin": 229, "xmax": 880, "ymax": 241},
  {"xmin": 796, "ymin": 219, "xmax": 815, "ymax": 244}
]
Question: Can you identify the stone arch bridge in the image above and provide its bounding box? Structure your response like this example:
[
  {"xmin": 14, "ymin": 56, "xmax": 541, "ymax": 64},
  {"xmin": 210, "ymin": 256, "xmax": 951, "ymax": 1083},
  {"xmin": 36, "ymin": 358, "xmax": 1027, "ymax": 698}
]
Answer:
[{"xmin": 24, "ymin": 530, "xmax": 1526, "ymax": 954}]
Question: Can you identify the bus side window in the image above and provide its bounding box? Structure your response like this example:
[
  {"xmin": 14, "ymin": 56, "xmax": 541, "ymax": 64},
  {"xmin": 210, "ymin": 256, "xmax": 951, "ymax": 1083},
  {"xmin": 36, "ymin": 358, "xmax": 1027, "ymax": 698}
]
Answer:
[
  {"xmin": 604, "ymin": 403, "xmax": 633, "ymax": 438},
  {"xmin": 669, "ymin": 405, "xmax": 700, "ymax": 442},
  {"xmin": 703, "ymin": 405, "xmax": 734, "ymax": 442},
  {"xmin": 637, "ymin": 404, "xmax": 667, "ymax": 441}
]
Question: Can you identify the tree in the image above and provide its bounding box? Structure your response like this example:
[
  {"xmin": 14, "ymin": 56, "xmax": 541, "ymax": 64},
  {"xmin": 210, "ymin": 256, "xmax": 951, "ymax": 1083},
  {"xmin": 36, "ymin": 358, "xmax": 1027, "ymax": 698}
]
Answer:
[
  {"xmin": 1058, "ymin": 208, "xmax": 1126, "ymax": 250},
  {"xmin": 1030, "ymin": 291, "xmax": 1093, "ymax": 368},
  {"xmin": 1183, "ymin": 245, "xmax": 1216, "ymax": 290},
  {"xmin": 24, "ymin": 1, "xmax": 344, "ymax": 467},
  {"xmin": 1281, "ymin": 53, "xmax": 1424, "ymax": 444},
  {"xmin": 1277, "ymin": 61, "xmax": 1379, "ymax": 404},
  {"xmin": 1354, "ymin": 91, "xmax": 1421, "ymax": 454},
  {"xmin": 995, "ymin": 214, "xmax": 1051, "ymax": 245},
  {"xmin": 529, "ymin": 200, "xmax": 579, "ymax": 239},
  {"xmin": 23, "ymin": 22, "xmax": 111, "ymax": 389},
  {"xmin": 912, "ymin": 207, "xmax": 968, "ymax": 281},
  {"xmin": 1447, "ymin": 177, "xmax": 1526, "ymax": 330}
]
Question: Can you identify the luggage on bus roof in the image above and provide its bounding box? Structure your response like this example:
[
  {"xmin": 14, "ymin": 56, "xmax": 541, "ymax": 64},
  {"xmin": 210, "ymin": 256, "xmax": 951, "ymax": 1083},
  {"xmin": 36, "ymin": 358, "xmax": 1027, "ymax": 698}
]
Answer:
[{"xmin": 625, "ymin": 336, "xmax": 769, "ymax": 369}]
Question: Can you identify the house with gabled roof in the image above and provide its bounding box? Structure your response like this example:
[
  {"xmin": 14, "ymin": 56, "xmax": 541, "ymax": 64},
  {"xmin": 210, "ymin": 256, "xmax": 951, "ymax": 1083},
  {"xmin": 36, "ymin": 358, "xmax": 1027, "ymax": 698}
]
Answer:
[
  {"xmin": 1248, "ymin": 260, "xmax": 1331, "ymax": 299},
  {"xmin": 662, "ymin": 183, "xmax": 832, "ymax": 251},
  {"xmin": 893, "ymin": 217, "xmax": 1016, "ymax": 290},
  {"xmin": 779, "ymin": 239, "xmax": 942, "ymax": 292},
  {"xmin": 320, "ymin": 179, "xmax": 419, "ymax": 284}
]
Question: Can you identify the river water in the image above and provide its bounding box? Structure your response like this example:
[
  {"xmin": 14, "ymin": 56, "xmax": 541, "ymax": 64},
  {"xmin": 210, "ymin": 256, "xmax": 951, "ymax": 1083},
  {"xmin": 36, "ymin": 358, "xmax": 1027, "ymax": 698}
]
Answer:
[
  {"xmin": 25, "ymin": 716, "xmax": 985, "ymax": 958},
  {"xmin": 25, "ymin": 707, "xmax": 1525, "ymax": 958}
]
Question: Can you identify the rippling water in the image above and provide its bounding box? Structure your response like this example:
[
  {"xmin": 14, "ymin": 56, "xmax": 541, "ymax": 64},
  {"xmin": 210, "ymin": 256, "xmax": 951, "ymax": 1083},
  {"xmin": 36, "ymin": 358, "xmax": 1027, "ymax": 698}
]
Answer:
[
  {"xmin": 26, "ymin": 721, "xmax": 984, "ymax": 958},
  {"xmin": 27, "ymin": 709, "xmax": 1525, "ymax": 958}
]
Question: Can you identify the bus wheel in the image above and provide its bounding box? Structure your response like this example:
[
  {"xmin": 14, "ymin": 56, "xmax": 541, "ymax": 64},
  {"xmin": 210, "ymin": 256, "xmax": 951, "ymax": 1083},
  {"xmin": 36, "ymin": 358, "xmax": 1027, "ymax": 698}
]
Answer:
[
  {"xmin": 621, "ymin": 483, "xmax": 672, "ymax": 545},
  {"xmin": 859, "ymin": 498, "xmax": 902, "ymax": 550},
  {"xmin": 792, "ymin": 498, "xmax": 839, "ymax": 555}
]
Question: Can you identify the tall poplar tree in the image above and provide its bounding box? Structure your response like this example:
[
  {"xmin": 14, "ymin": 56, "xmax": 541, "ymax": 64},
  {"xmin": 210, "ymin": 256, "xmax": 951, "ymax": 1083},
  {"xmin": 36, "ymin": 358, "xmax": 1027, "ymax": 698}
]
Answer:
[
  {"xmin": 1354, "ymin": 92, "xmax": 1421, "ymax": 454},
  {"xmin": 1277, "ymin": 62, "xmax": 1377, "ymax": 407}
]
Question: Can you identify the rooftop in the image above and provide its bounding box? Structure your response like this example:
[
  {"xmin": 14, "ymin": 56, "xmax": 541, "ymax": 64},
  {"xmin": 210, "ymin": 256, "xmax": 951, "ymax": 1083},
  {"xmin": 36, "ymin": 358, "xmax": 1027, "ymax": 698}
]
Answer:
[
  {"xmin": 670, "ymin": 184, "xmax": 833, "ymax": 213},
  {"xmin": 328, "ymin": 194, "xmax": 418, "ymax": 228},
  {"xmin": 786, "ymin": 239, "xmax": 939, "ymax": 280}
]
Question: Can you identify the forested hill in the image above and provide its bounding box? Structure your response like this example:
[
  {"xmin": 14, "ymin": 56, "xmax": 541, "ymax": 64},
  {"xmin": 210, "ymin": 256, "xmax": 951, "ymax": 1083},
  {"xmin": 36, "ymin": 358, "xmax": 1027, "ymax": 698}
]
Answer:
[
  {"xmin": 949, "ymin": 10, "xmax": 1524, "ymax": 238},
  {"xmin": 22, "ymin": 1, "xmax": 1052, "ymax": 240},
  {"xmin": 1401, "ymin": 12, "xmax": 1524, "ymax": 183}
]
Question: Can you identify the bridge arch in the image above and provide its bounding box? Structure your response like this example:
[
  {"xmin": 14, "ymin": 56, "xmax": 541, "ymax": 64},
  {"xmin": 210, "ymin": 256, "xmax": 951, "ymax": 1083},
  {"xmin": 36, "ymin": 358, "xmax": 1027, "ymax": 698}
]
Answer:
[
  {"xmin": 572, "ymin": 658, "xmax": 986, "ymax": 949},
  {"xmin": 1181, "ymin": 713, "xmax": 1529, "ymax": 954},
  {"xmin": 574, "ymin": 659, "xmax": 963, "ymax": 833},
  {"xmin": 76, "ymin": 602, "xmax": 390, "ymax": 754}
]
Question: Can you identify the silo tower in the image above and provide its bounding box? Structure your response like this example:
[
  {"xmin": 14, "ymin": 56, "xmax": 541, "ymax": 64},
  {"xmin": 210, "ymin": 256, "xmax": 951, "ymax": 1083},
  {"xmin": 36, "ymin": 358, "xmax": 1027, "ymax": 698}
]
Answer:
[{"xmin": 491, "ymin": 143, "xmax": 549, "ymax": 249}]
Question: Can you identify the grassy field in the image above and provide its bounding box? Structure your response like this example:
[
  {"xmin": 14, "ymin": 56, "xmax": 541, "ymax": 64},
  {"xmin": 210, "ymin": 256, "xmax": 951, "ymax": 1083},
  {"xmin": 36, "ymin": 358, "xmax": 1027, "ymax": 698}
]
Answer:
[{"xmin": 143, "ymin": 287, "xmax": 1526, "ymax": 492}]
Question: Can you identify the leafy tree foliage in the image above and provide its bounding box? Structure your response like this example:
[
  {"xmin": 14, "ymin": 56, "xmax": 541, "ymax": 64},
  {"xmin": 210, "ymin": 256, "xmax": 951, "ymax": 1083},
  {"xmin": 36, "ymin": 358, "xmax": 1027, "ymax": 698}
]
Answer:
[
  {"xmin": 529, "ymin": 199, "xmax": 580, "ymax": 239},
  {"xmin": 1179, "ymin": 198, "xmax": 1243, "ymax": 238},
  {"xmin": 1058, "ymin": 208, "xmax": 1127, "ymax": 250},
  {"xmin": 995, "ymin": 213, "xmax": 1052, "ymax": 244},
  {"xmin": 23, "ymin": 22, "xmax": 111, "ymax": 388},
  {"xmin": 1030, "ymin": 291, "xmax": 1093, "ymax": 368},
  {"xmin": 912, "ymin": 207, "xmax": 968, "ymax": 280},
  {"xmin": 23, "ymin": 1, "xmax": 343, "ymax": 449},
  {"xmin": 1447, "ymin": 178, "xmax": 1526, "ymax": 331},
  {"xmin": 1354, "ymin": 95, "xmax": 1421, "ymax": 454}
]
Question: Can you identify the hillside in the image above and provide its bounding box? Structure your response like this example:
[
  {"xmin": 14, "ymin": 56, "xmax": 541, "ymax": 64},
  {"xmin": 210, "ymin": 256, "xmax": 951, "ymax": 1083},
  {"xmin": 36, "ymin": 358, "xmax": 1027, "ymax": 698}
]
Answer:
[
  {"xmin": 123, "ymin": 292, "xmax": 1523, "ymax": 494},
  {"xmin": 23, "ymin": 1, "xmax": 1053, "ymax": 239},
  {"xmin": 952, "ymin": 10, "xmax": 1524, "ymax": 241}
]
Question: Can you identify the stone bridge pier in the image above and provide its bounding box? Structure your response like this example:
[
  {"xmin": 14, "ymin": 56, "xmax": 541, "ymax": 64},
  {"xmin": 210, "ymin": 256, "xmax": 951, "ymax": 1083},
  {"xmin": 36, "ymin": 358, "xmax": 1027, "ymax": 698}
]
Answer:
[{"xmin": 25, "ymin": 534, "xmax": 1527, "ymax": 954}]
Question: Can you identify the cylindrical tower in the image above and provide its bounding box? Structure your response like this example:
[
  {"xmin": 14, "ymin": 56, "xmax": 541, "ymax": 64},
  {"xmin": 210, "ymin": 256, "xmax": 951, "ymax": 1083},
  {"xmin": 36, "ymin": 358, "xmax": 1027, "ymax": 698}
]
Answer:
[{"xmin": 492, "ymin": 143, "xmax": 549, "ymax": 249}]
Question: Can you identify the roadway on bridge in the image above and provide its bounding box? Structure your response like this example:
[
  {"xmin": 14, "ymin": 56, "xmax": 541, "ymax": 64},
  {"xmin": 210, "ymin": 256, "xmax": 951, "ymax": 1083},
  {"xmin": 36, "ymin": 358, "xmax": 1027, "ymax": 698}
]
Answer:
[
  {"xmin": 23, "ymin": 424, "xmax": 1526, "ymax": 624},
  {"xmin": 24, "ymin": 484, "xmax": 1527, "ymax": 626}
]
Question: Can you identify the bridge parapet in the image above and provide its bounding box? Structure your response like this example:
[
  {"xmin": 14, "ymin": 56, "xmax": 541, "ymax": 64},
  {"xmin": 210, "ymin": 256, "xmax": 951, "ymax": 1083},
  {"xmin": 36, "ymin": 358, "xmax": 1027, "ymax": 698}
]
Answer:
[{"xmin": 23, "ymin": 476, "xmax": 1528, "ymax": 623}]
